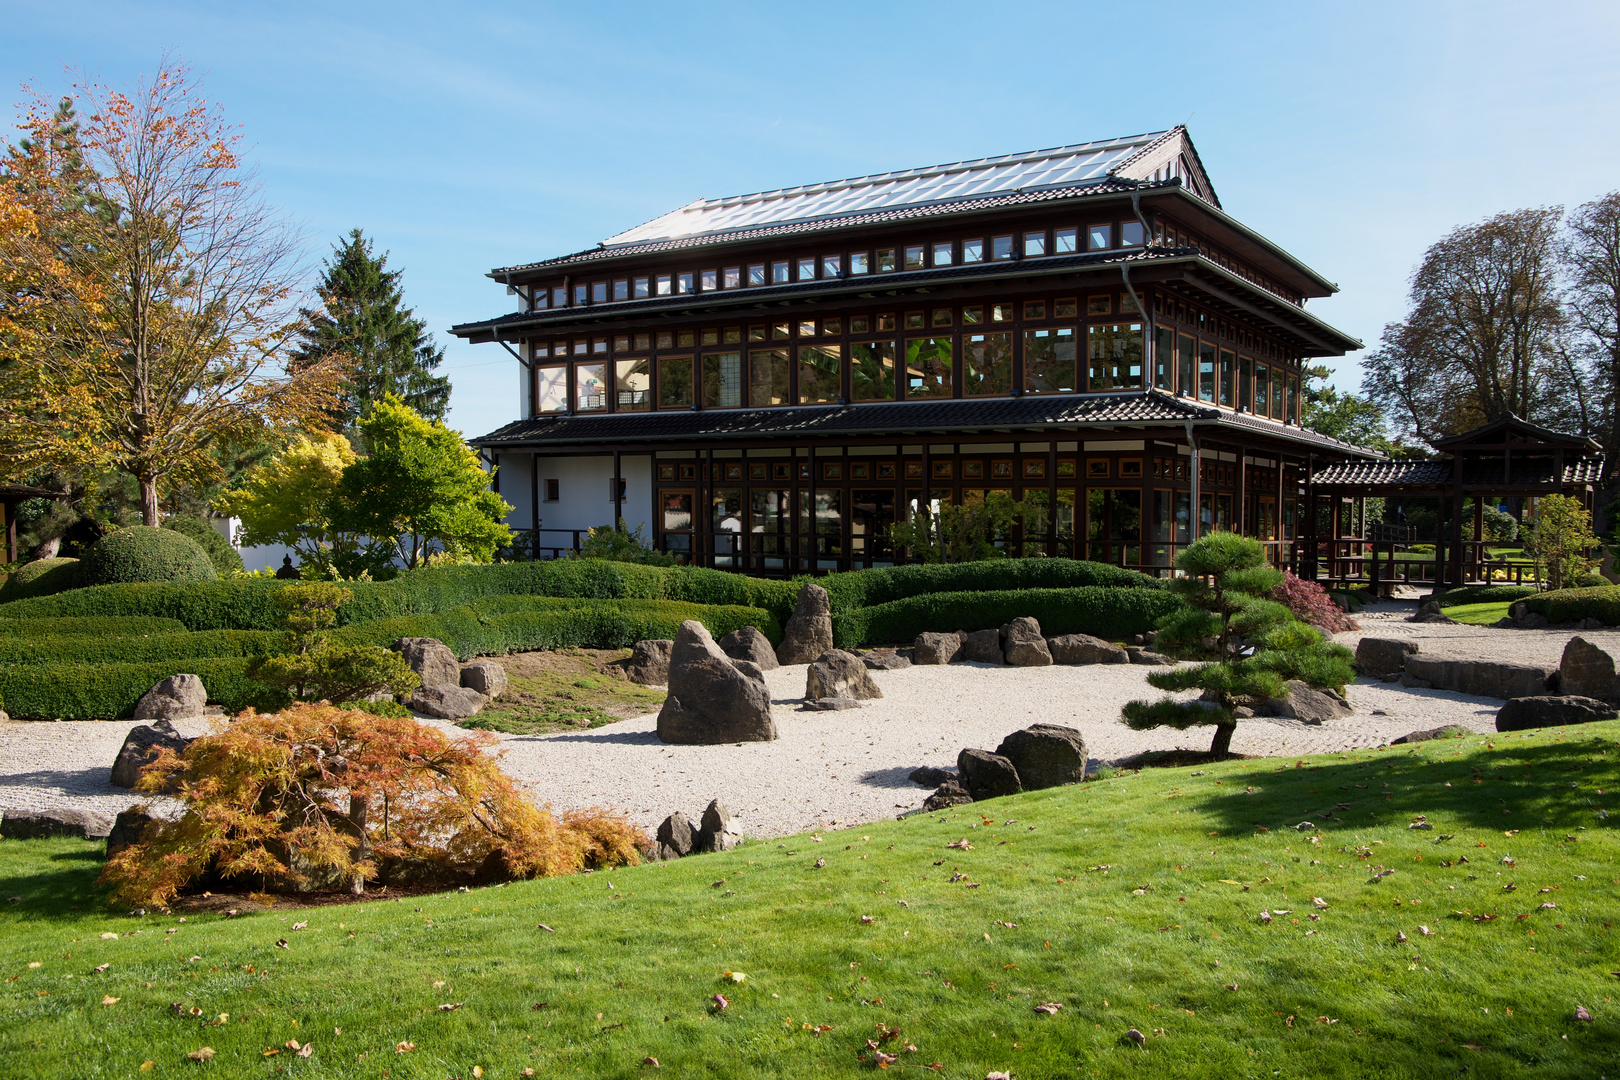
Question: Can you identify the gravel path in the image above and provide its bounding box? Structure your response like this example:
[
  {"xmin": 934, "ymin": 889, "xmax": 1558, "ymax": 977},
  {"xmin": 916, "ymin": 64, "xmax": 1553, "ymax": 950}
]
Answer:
[{"xmin": 4, "ymin": 607, "xmax": 1548, "ymax": 839}]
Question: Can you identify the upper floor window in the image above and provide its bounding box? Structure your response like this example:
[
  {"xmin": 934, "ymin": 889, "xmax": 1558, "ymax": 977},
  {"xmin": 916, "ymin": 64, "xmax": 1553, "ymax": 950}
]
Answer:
[
  {"xmin": 962, "ymin": 238, "xmax": 984, "ymax": 263},
  {"xmin": 876, "ymin": 248, "xmax": 897, "ymax": 272},
  {"xmin": 904, "ymin": 245, "xmax": 925, "ymax": 270},
  {"xmin": 724, "ymin": 266, "xmax": 741, "ymax": 288},
  {"xmin": 613, "ymin": 279, "xmax": 629, "ymax": 301},
  {"xmin": 634, "ymin": 277, "xmax": 650, "ymax": 299},
  {"xmin": 991, "ymin": 235, "xmax": 1015, "ymax": 260},
  {"xmin": 823, "ymin": 254, "xmax": 842, "ymax": 278},
  {"xmin": 932, "ymin": 241, "xmax": 953, "ymax": 267},
  {"xmin": 536, "ymin": 366, "xmax": 567, "ymax": 412},
  {"xmin": 1055, "ymin": 227, "xmax": 1078, "ymax": 254},
  {"xmin": 701, "ymin": 269, "xmax": 718, "ymax": 291},
  {"xmin": 798, "ymin": 257, "xmax": 817, "ymax": 281},
  {"xmin": 1120, "ymin": 221, "xmax": 1145, "ymax": 247},
  {"xmin": 772, "ymin": 260, "xmax": 790, "ymax": 284},
  {"xmin": 849, "ymin": 252, "xmax": 870, "ymax": 275},
  {"xmin": 656, "ymin": 274, "xmax": 673, "ymax": 296},
  {"xmin": 1088, "ymin": 224, "xmax": 1113, "ymax": 251},
  {"xmin": 552, "ymin": 287, "xmax": 566, "ymax": 307},
  {"xmin": 677, "ymin": 272, "xmax": 694, "ymax": 295},
  {"xmin": 1023, "ymin": 231, "xmax": 1047, "ymax": 257},
  {"xmin": 592, "ymin": 281, "xmax": 608, "ymax": 303},
  {"xmin": 748, "ymin": 263, "xmax": 766, "ymax": 286},
  {"xmin": 573, "ymin": 284, "xmax": 588, "ymax": 305}
]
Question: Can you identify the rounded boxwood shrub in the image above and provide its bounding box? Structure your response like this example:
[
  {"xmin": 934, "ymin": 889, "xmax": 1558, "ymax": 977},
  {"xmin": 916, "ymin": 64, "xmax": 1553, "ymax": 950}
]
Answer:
[
  {"xmin": 0, "ymin": 557, "xmax": 82, "ymax": 602},
  {"xmin": 163, "ymin": 515, "xmax": 245, "ymax": 575},
  {"xmin": 79, "ymin": 526, "xmax": 217, "ymax": 587}
]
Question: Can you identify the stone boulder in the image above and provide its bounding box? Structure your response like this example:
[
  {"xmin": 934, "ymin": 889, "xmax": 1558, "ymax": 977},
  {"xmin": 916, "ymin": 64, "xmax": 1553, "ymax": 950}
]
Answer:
[
  {"xmin": 110, "ymin": 718, "xmax": 191, "ymax": 789},
  {"xmin": 132, "ymin": 674, "xmax": 207, "ymax": 722},
  {"xmin": 922, "ymin": 779, "xmax": 975, "ymax": 811},
  {"xmin": 862, "ymin": 651, "xmax": 912, "ymax": 671},
  {"xmin": 1126, "ymin": 647, "xmax": 1176, "ymax": 666},
  {"xmin": 719, "ymin": 626, "xmax": 780, "ymax": 671},
  {"xmin": 409, "ymin": 684, "xmax": 490, "ymax": 720},
  {"xmin": 656, "ymin": 811, "xmax": 695, "ymax": 860},
  {"xmin": 776, "ymin": 584, "xmax": 836, "ymax": 665},
  {"xmin": 1496, "ymin": 695, "xmax": 1618, "ymax": 732},
  {"xmin": 908, "ymin": 765, "xmax": 956, "ymax": 787},
  {"xmin": 459, "ymin": 659, "xmax": 509, "ymax": 699},
  {"xmin": 1407, "ymin": 600, "xmax": 1456, "ymax": 624},
  {"xmin": 1559, "ymin": 637, "xmax": 1618, "ymax": 702},
  {"xmin": 397, "ymin": 637, "xmax": 462, "ymax": 690},
  {"xmin": 1261, "ymin": 680, "xmax": 1352, "ymax": 725},
  {"xmin": 956, "ymin": 747, "xmax": 1022, "ymax": 800},
  {"xmin": 0, "ymin": 809, "xmax": 112, "ymax": 841},
  {"xmin": 658, "ymin": 620, "xmax": 777, "ymax": 744},
  {"xmin": 105, "ymin": 808, "xmax": 155, "ymax": 858},
  {"xmin": 913, "ymin": 631, "xmax": 965, "ymax": 665},
  {"xmin": 961, "ymin": 629, "xmax": 1005, "ymax": 665},
  {"xmin": 1390, "ymin": 725, "xmax": 1470, "ymax": 745},
  {"xmin": 801, "ymin": 697, "xmax": 863, "ymax": 711},
  {"xmin": 695, "ymin": 799, "xmax": 741, "ymax": 853},
  {"xmin": 1404, "ymin": 657, "xmax": 1555, "ymax": 700},
  {"xmin": 622, "ymin": 639, "xmax": 674, "ymax": 685},
  {"xmin": 1047, "ymin": 634, "xmax": 1128, "ymax": 665},
  {"xmin": 806, "ymin": 649, "xmax": 883, "ymax": 701},
  {"xmin": 1356, "ymin": 637, "xmax": 1419, "ymax": 678},
  {"xmin": 994, "ymin": 724, "xmax": 1088, "ymax": 790},
  {"xmin": 1000, "ymin": 617, "xmax": 1053, "ymax": 666}
]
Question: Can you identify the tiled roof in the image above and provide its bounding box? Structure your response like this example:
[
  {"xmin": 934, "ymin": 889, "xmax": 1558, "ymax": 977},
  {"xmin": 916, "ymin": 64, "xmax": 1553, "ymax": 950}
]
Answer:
[
  {"xmin": 1565, "ymin": 457, "xmax": 1607, "ymax": 484},
  {"xmin": 1310, "ymin": 459, "xmax": 1451, "ymax": 486},
  {"xmin": 1308, "ymin": 456, "xmax": 1607, "ymax": 487},
  {"xmin": 1212, "ymin": 410, "xmax": 1385, "ymax": 457}
]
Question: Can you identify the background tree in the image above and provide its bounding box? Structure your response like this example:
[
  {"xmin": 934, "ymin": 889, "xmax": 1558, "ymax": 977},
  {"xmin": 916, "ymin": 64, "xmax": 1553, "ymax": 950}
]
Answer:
[
  {"xmin": 216, "ymin": 431, "xmax": 366, "ymax": 572},
  {"xmin": 0, "ymin": 59, "xmax": 342, "ymax": 526},
  {"xmin": 290, "ymin": 228, "xmax": 451, "ymax": 435},
  {"xmin": 1301, "ymin": 364, "xmax": 1395, "ymax": 452},
  {"xmin": 1523, "ymin": 493, "xmax": 1600, "ymax": 591},
  {"xmin": 1564, "ymin": 192, "xmax": 1620, "ymax": 454},
  {"xmin": 889, "ymin": 491, "xmax": 1037, "ymax": 563}
]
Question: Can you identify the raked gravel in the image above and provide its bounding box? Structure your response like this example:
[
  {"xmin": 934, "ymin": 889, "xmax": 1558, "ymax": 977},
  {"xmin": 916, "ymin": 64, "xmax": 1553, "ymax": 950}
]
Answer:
[{"xmin": 4, "ymin": 601, "xmax": 1566, "ymax": 840}]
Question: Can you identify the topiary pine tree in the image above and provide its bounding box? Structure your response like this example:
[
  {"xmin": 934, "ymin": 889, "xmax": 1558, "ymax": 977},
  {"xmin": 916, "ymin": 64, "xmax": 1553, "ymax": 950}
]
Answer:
[
  {"xmin": 1122, "ymin": 533, "xmax": 1355, "ymax": 760},
  {"xmin": 291, "ymin": 229, "xmax": 451, "ymax": 433}
]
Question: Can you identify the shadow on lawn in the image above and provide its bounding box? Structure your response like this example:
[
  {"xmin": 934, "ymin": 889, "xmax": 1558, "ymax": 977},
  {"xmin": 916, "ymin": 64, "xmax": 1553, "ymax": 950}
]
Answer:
[
  {"xmin": 1193, "ymin": 732, "xmax": 1619, "ymax": 837},
  {"xmin": 0, "ymin": 844, "xmax": 110, "ymax": 916}
]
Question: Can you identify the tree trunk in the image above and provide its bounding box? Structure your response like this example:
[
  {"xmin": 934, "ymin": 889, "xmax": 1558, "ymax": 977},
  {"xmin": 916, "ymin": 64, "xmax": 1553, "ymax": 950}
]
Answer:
[
  {"xmin": 139, "ymin": 477, "xmax": 161, "ymax": 527},
  {"xmin": 32, "ymin": 536, "xmax": 61, "ymax": 560},
  {"xmin": 347, "ymin": 794, "xmax": 369, "ymax": 895},
  {"xmin": 1208, "ymin": 721, "xmax": 1236, "ymax": 760}
]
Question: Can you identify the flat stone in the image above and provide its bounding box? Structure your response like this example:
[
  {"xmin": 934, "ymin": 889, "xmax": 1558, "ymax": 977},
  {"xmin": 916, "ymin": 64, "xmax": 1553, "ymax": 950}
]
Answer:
[
  {"xmin": 1262, "ymin": 680, "xmax": 1353, "ymax": 725},
  {"xmin": 800, "ymin": 696, "xmax": 864, "ymax": 711},
  {"xmin": 0, "ymin": 809, "xmax": 112, "ymax": 841},
  {"xmin": 1356, "ymin": 637, "xmax": 1419, "ymax": 678},
  {"xmin": 862, "ymin": 651, "xmax": 912, "ymax": 671},
  {"xmin": 719, "ymin": 626, "xmax": 780, "ymax": 671},
  {"xmin": 409, "ymin": 684, "xmax": 489, "ymax": 720},
  {"xmin": 908, "ymin": 766, "xmax": 957, "ymax": 787},
  {"xmin": 1404, "ymin": 657, "xmax": 1554, "ymax": 700},
  {"xmin": 132, "ymin": 674, "xmax": 207, "ymax": 721},
  {"xmin": 1047, "ymin": 634, "xmax": 1129, "ymax": 665},
  {"xmin": 110, "ymin": 719, "xmax": 190, "ymax": 789},
  {"xmin": 994, "ymin": 724, "xmax": 1088, "ymax": 790},
  {"xmin": 397, "ymin": 637, "xmax": 462, "ymax": 690},
  {"xmin": 1390, "ymin": 725, "xmax": 1470, "ymax": 745},
  {"xmin": 1496, "ymin": 695, "xmax": 1618, "ymax": 732},
  {"xmin": 459, "ymin": 659, "xmax": 508, "ymax": 699},
  {"xmin": 106, "ymin": 809, "xmax": 155, "ymax": 858},
  {"xmin": 957, "ymin": 747, "xmax": 1021, "ymax": 799},
  {"xmin": 1000, "ymin": 617, "xmax": 1053, "ymax": 666},
  {"xmin": 655, "ymin": 811, "xmax": 695, "ymax": 858},
  {"xmin": 913, "ymin": 631, "xmax": 965, "ymax": 665},
  {"xmin": 922, "ymin": 779, "xmax": 975, "ymax": 811},
  {"xmin": 806, "ymin": 649, "xmax": 883, "ymax": 701},
  {"xmin": 1559, "ymin": 636, "xmax": 1618, "ymax": 702},
  {"xmin": 621, "ymin": 639, "xmax": 673, "ymax": 685},
  {"xmin": 1126, "ymin": 647, "xmax": 1177, "ymax": 666},
  {"xmin": 961, "ymin": 628, "xmax": 1005, "ymax": 665},
  {"xmin": 658, "ymin": 621, "xmax": 777, "ymax": 744},
  {"xmin": 776, "ymin": 584, "xmax": 835, "ymax": 665}
]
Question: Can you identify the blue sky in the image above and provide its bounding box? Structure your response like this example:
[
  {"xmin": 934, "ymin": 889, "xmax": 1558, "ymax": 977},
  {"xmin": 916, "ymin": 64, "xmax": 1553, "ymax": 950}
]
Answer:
[{"xmin": 6, "ymin": 1, "xmax": 1619, "ymax": 440}]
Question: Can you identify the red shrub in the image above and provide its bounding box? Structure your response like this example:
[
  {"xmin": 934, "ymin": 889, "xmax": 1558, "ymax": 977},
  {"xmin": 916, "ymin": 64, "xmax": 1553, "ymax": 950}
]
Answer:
[{"xmin": 1270, "ymin": 571, "xmax": 1358, "ymax": 634}]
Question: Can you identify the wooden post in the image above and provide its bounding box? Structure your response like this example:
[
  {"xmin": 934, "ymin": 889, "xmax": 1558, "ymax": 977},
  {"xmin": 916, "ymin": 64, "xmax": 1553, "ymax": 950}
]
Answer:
[
  {"xmin": 530, "ymin": 451, "xmax": 540, "ymax": 561},
  {"xmin": 1451, "ymin": 489, "xmax": 1465, "ymax": 587},
  {"xmin": 1433, "ymin": 496, "xmax": 1446, "ymax": 593},
  {"xmin": 1472, "ymin": 496, "xmax": 1484, "ymax": 583},
  {"xmin": 612, "ymin": 450, "xmax": 622, "ymax": 527},
  {"xmin": 1047, "ymin": 438, "xmax": 1058, "ymax": 557}
]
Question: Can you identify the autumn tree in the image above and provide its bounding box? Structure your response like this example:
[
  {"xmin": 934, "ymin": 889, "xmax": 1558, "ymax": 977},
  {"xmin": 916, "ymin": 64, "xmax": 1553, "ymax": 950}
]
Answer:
[
  {"xmin": 0, "ymin": 59, "xmax": 341, "ymax": 526},
  {"xmin": 216, "ymin": 430, "xmax": 368, "ymax": 572},
  {"xmin": 290, "ymin": 228, "xmax": 451, "ymax": 435}
]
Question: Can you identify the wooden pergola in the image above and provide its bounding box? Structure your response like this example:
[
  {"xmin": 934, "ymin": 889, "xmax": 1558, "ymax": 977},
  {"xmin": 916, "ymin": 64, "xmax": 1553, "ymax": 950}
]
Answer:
[
  {"xmin": 0, "ymin": 485, "xmax": 62, "ymax": 565},
  {"xmin": 1300, "ymin": 415, "xmax": 1606, "ymax": 591}
]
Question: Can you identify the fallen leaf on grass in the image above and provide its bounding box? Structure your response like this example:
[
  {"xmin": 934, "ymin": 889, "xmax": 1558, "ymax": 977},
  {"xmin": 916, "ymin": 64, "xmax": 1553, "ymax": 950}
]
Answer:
[
  {"xmin": 100, "ymin": 933, "xmax": 118, "ymax": 940},
  {"xmin": 140, "ymin": 1063, "xmax": 154, "ymax": 1073},
  {"xmin": 537, "ymin": 923, "xmax": 555, "ymax": 933},
  {"xmin": 438, "ymin": 1002, "xmax": 463, "ymax": 1011},
  {"xmin": 946, "ymin": 839, "xmax": 972, "ymax": 850},
  {"xmin": 1034, "ymin": 1002, "xmax": 1063, "ymax": 1015},
  {"xmin": 290, "ymin": 920, "xmax": 307, "ymax": 931},
  {"xmin": 1224, "ymin": 984, "xmax": 1238, "ymax": 991},
  {"xmin": 262, "ymin": 1049, "xmax": 280, "ymax": 1058},
  {"xmin": 274, "ymin": 939, "xmax": 288, "ymax": 950},
  {"xmin": 395, "ymin": 1041, "xmax": 415, "ymax": 1053},
  {"xmin": 642, "ymin": 1057, "xmax": 659, "ymax": 1067},
  {"xmin": 1312, "ymin": 897, "xmax": 1329, "ymax": 909},
  {"xmin": 712, "ymin": 994, "xmax": 729, "ymax": 1010},
  {"xmin": 471, "ymin": 1067, "xmax": 482, "ymax": 1077},
  {"xmin": 722, "ymin": 971, "xmax": 747, "ymax": 983},
  {"xmin": 186, "ymin": 1047, "xmax": 215, "ymax": 1062},
  {"xmin": 874, "ymin": 1050, "xmax": 898, "ymax": 1067},
  {"xmin": 297, "ymin": 1043, "xmax": 313, "ymax": 1059},
  {"xmin": 102, "ymin": 995, "xmax": 120, "ymax": 1006},
  {"xmin": 1576, "ymin": 1005, "xmax": 1594, "ymax": 1021},
  {"xmin": 93, "ymin": 964, "xmax": 110, "ymax": 974},
  {"xmin": 1125, "ymin": 1028, "xmax": 1146, "ymax": 1047}
]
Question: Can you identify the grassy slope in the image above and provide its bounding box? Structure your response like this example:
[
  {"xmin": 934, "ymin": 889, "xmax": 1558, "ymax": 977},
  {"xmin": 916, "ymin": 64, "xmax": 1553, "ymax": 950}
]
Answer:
[
  {"xmin": 3, "ymin": 726, "xmax": 1617, "ymax": 1079},
  {"xmin": 1441, "ymin": 601, "xmax": 1515, "ymax": 626}
]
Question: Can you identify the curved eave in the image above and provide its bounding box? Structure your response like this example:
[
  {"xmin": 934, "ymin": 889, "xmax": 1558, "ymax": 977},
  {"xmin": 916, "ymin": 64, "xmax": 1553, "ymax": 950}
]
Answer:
[{"xmin": 1149, "ymin": 187, "xmax": 1339, "ymax": 298}]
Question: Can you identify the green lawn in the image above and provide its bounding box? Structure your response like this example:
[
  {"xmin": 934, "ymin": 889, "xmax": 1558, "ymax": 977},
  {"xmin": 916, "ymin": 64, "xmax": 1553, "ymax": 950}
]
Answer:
[
  {"xmin": 3, "ymin": 725, "xmax": 1617, "ymax": 1078},
  {"xmin": 1441, "ymin": 601, "xmax": 1515, "ymax": 626}
]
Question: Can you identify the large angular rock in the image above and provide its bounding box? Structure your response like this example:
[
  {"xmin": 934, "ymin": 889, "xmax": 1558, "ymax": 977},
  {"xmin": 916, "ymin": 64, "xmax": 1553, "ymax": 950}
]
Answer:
[
  {"xmin": 1559, "ymin": 637, "xmax": 1618, "ymax": 702},
  {"xmin": 658, "ymin": 620, "xmax": 777, "ymax": 744},
  {"xmin": 656, "ymin": 811, "xmax": 695, "ymax": 860},
  {"xmin": 957, "ymin": 747, "xmax": 1022, "ymax": 800},
  {"xmin": 719, "ymin": 626, "xmax": 780, "ymax": 671},
  {"xmin": 1404, "ymin": 657, "xmax": 1555, "ymax": 700},
  {"xmin": 105, "ymin": 808, "xmax": 155, "ymax": 858},
  {"xmin": 0, "ymin": 809, "xmax": 112, "ymax": 841},
  {"xmin": 862, "ymin": 651, "xmax": 911, "ymax": 671},
  {"xmin": 908, "ymin": 765, "xmax": 957, "ymax": 787},
  {"xmin": 110, "ymin": 719, "xmax": 190, "ymax": 789},
  {"xmin": 622, "ymin": 639, "xmax": 673, "ymax": 685},
  {"xmin": 695, "ymin": 799, "xmax": 740, "ymax": 853},
  {"xmin": 1047, "ymin": 634, "xmax": 1128, "ymax": 665},
  {"xmin": 132, "ymin": 674, "xmax": 207, "ymax": 721},
  {"xmin": 1000, "ymin": 617, "xmax": 1053, "ymax": 666},
  {"xmin": 913, "ymin": 631, "xmax": 965, "ymax": 665},
  {"xmin": 961, "ymin": 629, "xmax": 1005, "ymax": 665},
  {"xmin": 1262, "ymin": 680, "xmax": 1353, "ymax": 725},
  {"xmin": 409, "ymin": 684, "xmax": 490, "ymax": 720},
  {"xmin": 459, "ymin": 659, "xmax": 508, "ymax": 699},
  {"xmin": 1126, "ymin": 647, "xmax": 1176, "ymax": 666},
  {"xmin": 397, "ymin": 637, "xmax": 462, "ymax": 690},
  {"xmin": 922, "ymin": 779, "xmax": 975, "ymax": 811},
  {"xmin": 1497, "ymin": 695, "xmax": 1617, "ymax": 732},
  {"xmin": 995, "ymin": 724, "xmax": 1088, "ymax": 790},
  {"xmin": 776, "ymin": 584, "xmax": 835, "ymax": 665},
  {"xmin": 1356, "ymin": 637, "xmax": 1419, "ymax": 678},
  {"xmin": 806, "ymin": 649, "xmax": 883, "ymax": 701}
]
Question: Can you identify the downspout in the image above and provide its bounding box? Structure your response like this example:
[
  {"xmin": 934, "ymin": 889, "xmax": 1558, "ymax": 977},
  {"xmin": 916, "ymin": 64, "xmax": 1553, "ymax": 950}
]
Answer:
[
  {"xmin": 1186, "ymin": 418, "xmax": 1202, "ymax": 544},
  {"xmin": 1123, "ymin": 188, "xmax": 1154, "ymax": 387}
]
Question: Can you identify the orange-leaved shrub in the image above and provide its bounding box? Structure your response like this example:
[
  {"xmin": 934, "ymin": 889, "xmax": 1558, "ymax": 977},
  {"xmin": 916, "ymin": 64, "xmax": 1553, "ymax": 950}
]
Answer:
[{"xmin": 98, "ymin": 702, "xmax": 646, "ymax": 908}]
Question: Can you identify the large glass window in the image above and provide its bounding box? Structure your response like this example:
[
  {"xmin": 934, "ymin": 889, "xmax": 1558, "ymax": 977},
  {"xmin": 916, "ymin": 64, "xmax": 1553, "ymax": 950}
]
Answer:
[
  {"xmin": 748, "ymin": 264, "xmax": 766, "ymax": 286},
  {"xmin": 747, "ymin": 348, "xmax": 790, "ymax": 406},
  {"xmin": 702, "ymin": 351, "xmax": 743, "ymax": 408},
  {"xmin": 575, "ymin": 363, "xmax": 607, "ymax": 411},
  {"xmin": 851, "ymin": 340, "xmax": 896, "ymax": 401},
  {"xmin": 723, "ymin": 266, "xmax": 741, "ymax": 288},
  {"xmin": 1154, "ymin": 327, "xmax": 1173, "ymax": 390},
  {"xmin": 962, "ymin": 238, "xmax": 984, "ymax": 263},
  {"xmin": 655, "ymin": 274, "xmax": 672, "ymax": 296},
  {"xmin": 1197, "ymin": 340, "xmax": 1216, "ymax": 402},
  {"xmin": 904, "ymin": 336, "xmax": 954, "ymax": 399},
  {"xmin": 536, "ymin": 366, "xmax": 567, "ymax": 412},
  {"xmin": 1254, "ymin": 363, "xmax": 1270, "ymax": 416},
  {"xmin": 823, "ymin": 254, "xmax": 841, "ymax": 278},
  {"xmin": 658, "ymin": 357, "xmax": 693, "ymax": 409},
  {"xmin": 711, "ymin": 489, "xmax": 743, "ymax": 566},
  {"xmin": 1177, "ymin": 333, "xmax": 1195, "ymax": 396},
  {"xmin": 849, "ymin": 252, "xmax": 870, "ymax": 275},
  {"xmin": 1024, "ymin": 327, "xmax": 1078, "ymax": 393},
  {"xmin": 876, "ymin": 248, "xmax": 897, "ymax": 272},
  {"xmin": 613, "ymin": 279, "xmax": 629, "ymax": 301},
  {"xmin": 1219, "ymin": 349, "xmax": 1235, "ymax": 407},
  {"xmin": 677, "ymin": 272, "xmax": 694, "ymax": 295},
  {"xmin": 1239, "ymin": 355, "xmax": 1254, "ymax": 411},
  {"xmin": 798, "ymin": 345, "xmax": 842, "ymax": 404},
  {"xmin": 1088, "ymin": 323, "xmax": 1143, "ymax": 391},
  {"xmin": 1086, "ymin": 488, "xmax": 1142, "ymax": 565},
  {"xmin": 751, "ymin": 489, "xmax": 790, "ymax": 567},
  {"xmin": 634, "ymin": 277, "xmax": 650, "ymax": 299},
  {"xmin": 850, "ymin": 489, "xmax": 896, "ymax": 566},
  {"xmin": 616, "ymin": 358, "xmax": 651, "ymax": 411},
  {"xmin": 799, "ymin": 489, "xmax": 843, "ymax": 567},
  {"xmin": 964, "ymin": 332, "xmax": 1013, "ymax": 396}
]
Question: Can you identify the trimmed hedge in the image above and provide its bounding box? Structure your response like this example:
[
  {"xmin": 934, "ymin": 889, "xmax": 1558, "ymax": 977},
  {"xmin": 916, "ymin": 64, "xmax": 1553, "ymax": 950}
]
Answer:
[
  {"xmin": 163, "ymin": 515, "xmax": 245, "ymax": 576},
  {"xmin": 0, "ymin": 578, "xmax": 289, "ymax": 630},
  {"xmin": 0, "ymin": 615, "xmax": 190, "ymax": 640},
  {"xmin": 0, "ymin": 628, "xmax": 282, "ymax": 666},
  {"xmin": 0, "ymin": 657, "xmax": 281, "ymax": 722},
  {"xmin": 80, "ymin": 525, "xmax": 217, "ymax": 587},
  {"xmin": 833, "ymin": 586, "xmax": 1183, "ymax": 647},
  {"xmin": 1522, "ymin": 585, "xmax": 1620, "ymax": 625},
  {"xmin": 812, "ymin": 558, "xmax": 1162, "ymax": 614},
  {"xmin": 1437, "ymin": 584, "xmax": 1541, "ymax": 608},
  {"xmin": 0, "ymin": 558, "xmax": 81, "ymax": 602}
]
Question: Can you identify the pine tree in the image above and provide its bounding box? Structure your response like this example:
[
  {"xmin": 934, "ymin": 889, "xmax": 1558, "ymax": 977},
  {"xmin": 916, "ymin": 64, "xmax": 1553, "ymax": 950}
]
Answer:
[{"xmin": 292, "ymin": 229, "xmax": 451, "ymax": 432}]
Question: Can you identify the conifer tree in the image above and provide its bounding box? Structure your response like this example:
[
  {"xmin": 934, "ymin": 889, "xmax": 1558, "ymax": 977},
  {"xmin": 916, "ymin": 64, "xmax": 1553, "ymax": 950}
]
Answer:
[{"xmin": 292, "ymin": 229, "xmax": 451, "ymax": 431}]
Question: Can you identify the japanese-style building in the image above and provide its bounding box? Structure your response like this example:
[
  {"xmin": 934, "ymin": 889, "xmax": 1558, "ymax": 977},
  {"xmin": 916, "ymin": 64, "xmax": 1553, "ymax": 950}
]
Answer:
[{"xmin": 450, "ymin": 127, "xmax": 1383, "ymax": 575}]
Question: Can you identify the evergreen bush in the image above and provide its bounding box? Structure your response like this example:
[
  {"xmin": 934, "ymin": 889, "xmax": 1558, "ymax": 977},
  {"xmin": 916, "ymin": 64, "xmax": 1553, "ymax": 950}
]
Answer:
[
  {"xmin": 813, "ymin": 558, "xmax": 1162, "ymax": 614},
  {"xmin": 0, "ymin": 557, "xmax": 81, "ymax": 601},
  {"xmin": 1522, "ymin": 585, "xmax": 1620, "ymax": 625},
  {"xmin": 79, "ymin": 526, "xmax": 217, "ymax": 587},
  {"xmin": 162, "ymin": 515, "xmax": 245, "ymax": 575},
  {"xmin": 0, "ymin": 615, "xmax": 188, "ymax": 638},
  {"xmin": 832, "ymin": 586, "xmax": 1179, "ymax": 647}
]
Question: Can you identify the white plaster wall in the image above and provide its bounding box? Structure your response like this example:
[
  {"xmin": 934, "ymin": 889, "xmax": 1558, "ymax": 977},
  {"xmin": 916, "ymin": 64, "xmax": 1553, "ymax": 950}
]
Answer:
[{"xmin": 494, "ymin": 452, "xmax": 535, "ymax": 532}]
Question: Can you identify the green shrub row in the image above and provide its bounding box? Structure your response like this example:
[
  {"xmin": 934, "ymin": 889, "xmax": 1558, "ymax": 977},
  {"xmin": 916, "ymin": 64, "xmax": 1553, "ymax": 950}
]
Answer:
[
  {"xmin": 0, "ymin": 628, "xmax": 282, "ymax": 666},
  {"xmin": 833, "ymin": 586, "xmax": 1182, "ymax": 647},
  {"xmin": 1522, "ymin": 585, "xmax": 1620, "ymax": 625},
  {"xmin": 0, "ymin": 577, "xmax": 288, "ymax": 630},
  {"xmin": 0, "ymin": 658, "xmax": 283, "ymax": 722},
  {"xmin": 810, "ymin": 558, "xmax": 1162, "ymax": 614},
  {"xmin": 1437, "ymin": 584, "xmax": 1542, "ymax": 607},
  {"xmin": 0, "ymin": 557, "xmax": 82, "ymax": 602},
  {"xmin": 0, "ymin": 615, "xmax": 189, "ymax": 639}
]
